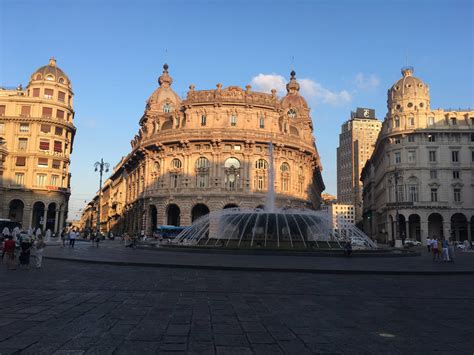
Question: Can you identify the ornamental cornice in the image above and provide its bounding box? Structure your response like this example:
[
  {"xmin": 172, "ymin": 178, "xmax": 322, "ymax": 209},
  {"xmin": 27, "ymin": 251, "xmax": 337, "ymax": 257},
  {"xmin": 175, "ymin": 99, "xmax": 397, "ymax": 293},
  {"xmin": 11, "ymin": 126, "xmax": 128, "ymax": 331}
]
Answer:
[{"xmin": 0, "ymin": 115, "xmax": 76, "ymax": 131}]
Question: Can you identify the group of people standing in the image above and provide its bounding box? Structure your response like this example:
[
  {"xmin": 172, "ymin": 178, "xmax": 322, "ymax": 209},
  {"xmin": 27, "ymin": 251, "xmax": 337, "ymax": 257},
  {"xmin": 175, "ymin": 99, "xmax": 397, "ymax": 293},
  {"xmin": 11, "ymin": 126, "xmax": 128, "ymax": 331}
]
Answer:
[
  {"xmin": 1, "ymin": 228, "xmax": 47, "ymax": 270},
  {"xmin": 426, "ymin": 237, "xmax": 455, "ymax": 262}
]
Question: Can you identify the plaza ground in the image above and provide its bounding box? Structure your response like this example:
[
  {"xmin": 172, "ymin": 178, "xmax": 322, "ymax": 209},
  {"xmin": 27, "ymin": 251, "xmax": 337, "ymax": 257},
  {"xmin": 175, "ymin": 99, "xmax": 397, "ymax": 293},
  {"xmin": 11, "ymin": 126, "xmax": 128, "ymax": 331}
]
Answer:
[{"xmin": 0, "ymin": 243, "xmax": 473, "ymax": 354}]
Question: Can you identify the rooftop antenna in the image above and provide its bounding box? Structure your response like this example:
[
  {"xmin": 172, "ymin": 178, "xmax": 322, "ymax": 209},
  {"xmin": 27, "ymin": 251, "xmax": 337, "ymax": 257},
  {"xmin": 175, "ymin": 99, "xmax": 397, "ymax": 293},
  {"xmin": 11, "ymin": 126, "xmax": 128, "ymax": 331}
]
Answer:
[{"xmin": 291, "ymin": 55, "xmax": 295, "ymax": 71}]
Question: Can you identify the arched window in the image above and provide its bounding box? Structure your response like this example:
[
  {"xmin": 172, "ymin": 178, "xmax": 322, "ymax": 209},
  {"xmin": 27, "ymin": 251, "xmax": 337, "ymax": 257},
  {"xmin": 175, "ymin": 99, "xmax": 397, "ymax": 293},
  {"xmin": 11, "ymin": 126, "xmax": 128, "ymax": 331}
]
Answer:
[
  {"xmin": 195, "ymin": 157, "xmax": 210, "ymax": 188},
  {"xmin": 224, "ymin": 157, "xmax": 240, "ymax": 190},
  {"xmin": 254, "ymin": 159, "xmax": 268, "ymax": 191},
  {"xmin": 153, "ymin": 161, "xmax": 161, "ymax": 188},
  {"xmin": 259, "ymin": 116, "xmax": 265, "ymax": 129},
  {"xmin": 394, "ymin": 116, "xmax": 400, "ymax": 128},
  {"xmin": 171, "ymin": 159, "xmax": 182, "ymax": 169},
  {"xmin": 35, "ymin": 74, "xmax": 42, "ymax": 80},
  {"xmin": 153, "ymin": 161, "xmax": 160, "ymax": 173},
  {"xmin": 287, "ymin": 109, "xmax": 297, "ymax": 118},
  {"xmin": 280, "ymin": 162, "xmax": 290, "ymax": 192},
  {"xmin": 46, "ymin": 74, "xmax": 54, "ymax": 81},
  {"xmin": 163, "ymin": 103, "xmax": 172, "ymax": 113},
  {"xmin": 409, "ymin": 116, "xmax": 415, "ymax": 126},
  {"xmin": 230, "ymin": 114, "xmax": 237, "ymax": 126},
  {"xmin": 58, "ymin": 77, "xmax": 65, "ymax": 84}
]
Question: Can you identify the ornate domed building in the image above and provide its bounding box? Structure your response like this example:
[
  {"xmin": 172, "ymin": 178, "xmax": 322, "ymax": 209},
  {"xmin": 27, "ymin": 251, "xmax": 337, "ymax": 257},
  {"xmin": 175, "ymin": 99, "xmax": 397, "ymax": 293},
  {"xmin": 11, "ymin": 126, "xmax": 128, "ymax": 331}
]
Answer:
[
  {"xmin": 83, "ymin": 65, "xmax": 325, "ymax": 234},
  {"xmin": 0, "ymin": 58, "xmax": 76, "ymax": 232},
  {"xmin": 362, "ymin": 67, "xmax": 474, "ymax": 245}
]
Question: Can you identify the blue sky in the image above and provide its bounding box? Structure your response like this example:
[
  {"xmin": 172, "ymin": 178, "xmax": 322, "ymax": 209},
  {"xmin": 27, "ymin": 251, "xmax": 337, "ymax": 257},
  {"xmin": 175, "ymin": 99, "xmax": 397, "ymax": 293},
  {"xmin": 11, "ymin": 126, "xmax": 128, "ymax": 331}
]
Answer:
[{"xmin": 1, "ymin": 0, "xmax": 473, "ymax": 219}]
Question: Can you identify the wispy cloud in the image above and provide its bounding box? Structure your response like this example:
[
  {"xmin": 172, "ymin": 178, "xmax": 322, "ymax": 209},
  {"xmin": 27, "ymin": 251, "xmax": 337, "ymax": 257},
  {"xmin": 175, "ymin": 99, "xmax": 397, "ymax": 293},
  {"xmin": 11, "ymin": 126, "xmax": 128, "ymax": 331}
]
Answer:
[
  {"xmin": 354, "ymin": 73, "xmax": 380, "ymax": 90},
  {"xmin": 251, "ymin": 73, "xmax": 352, "ymax": 106}
]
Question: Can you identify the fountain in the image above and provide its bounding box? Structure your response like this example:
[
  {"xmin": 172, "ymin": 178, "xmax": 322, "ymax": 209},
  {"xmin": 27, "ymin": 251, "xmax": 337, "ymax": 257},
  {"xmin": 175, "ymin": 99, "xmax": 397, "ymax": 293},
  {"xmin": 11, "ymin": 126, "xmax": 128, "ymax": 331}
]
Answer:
[{"xmin": 175, "ymin": 142, "xmax": 376, "ymax": 250}]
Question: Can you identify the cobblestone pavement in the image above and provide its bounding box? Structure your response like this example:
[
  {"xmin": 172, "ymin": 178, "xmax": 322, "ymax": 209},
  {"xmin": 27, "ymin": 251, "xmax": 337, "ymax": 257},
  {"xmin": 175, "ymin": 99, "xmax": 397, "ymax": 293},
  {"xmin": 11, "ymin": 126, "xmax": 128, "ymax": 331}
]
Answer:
[
  {"xmin": 40, "ymin": 240, "xmax": 474, "ymax": 273},
  {"xmin": 0, "ymin": 257, "xmax": 473, "ymax": 354}
]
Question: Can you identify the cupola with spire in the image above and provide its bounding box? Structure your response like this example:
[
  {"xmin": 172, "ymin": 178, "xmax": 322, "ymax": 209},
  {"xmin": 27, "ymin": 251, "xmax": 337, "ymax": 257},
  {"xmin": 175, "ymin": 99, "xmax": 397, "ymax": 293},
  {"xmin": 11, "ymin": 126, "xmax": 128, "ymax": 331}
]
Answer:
[
  {"xmin": 145, "ymin": 63, "xmax": 181, "ymax": 114},
  {"xmin": 29, "ymin": 57, "xmax": 71, "ymax": 87},
  {"xmin": 387, "ymin": 66, "xmax": 430, "ymax": 113},
  {"xmin": 281, "ymin": 69, "xmax": 308, "ymax": 109}
]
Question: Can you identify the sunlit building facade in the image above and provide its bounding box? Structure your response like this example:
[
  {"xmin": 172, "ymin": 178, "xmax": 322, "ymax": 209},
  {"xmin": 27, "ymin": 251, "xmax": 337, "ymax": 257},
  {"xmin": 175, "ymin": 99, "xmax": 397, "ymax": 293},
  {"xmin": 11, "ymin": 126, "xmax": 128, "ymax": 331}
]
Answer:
[
  {"xmin": 0, "ymin": 58, "xmax": 76, "ymax": 233},
  {"xmin": 82, "ymin": 65, "xmax": 325, "ymax": 234},
  {"xmin": 361, "ymin": 67, "xmax": 474, "ymax": 245}
]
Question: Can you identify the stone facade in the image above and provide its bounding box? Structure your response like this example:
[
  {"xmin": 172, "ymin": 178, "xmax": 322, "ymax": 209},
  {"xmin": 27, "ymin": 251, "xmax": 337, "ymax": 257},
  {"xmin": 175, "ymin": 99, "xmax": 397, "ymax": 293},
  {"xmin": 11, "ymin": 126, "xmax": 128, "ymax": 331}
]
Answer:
[
  {"xmin": 337, "ymin": 108, "xmax": 381, "ymax": 222},
  {"xmin": 0, "ymin": 58, "xmax": 76, "ymax": 233},
  {"xmin": 361, "ymin": 67, "xmax": 474, "ymax": 245},
  {"xmin": 81, "ymin": 65, "xmax": 325, "ymax": 234}
]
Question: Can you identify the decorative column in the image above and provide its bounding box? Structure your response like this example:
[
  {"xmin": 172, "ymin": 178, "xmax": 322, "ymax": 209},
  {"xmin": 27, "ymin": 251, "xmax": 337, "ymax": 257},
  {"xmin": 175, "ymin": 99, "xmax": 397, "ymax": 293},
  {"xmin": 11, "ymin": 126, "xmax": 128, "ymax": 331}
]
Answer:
[
  {"xmin": 58, "ymin": 209, "xmax": 65, "ymax": 232},
  {"xmin": 420, "ymin": 220, "xmax": 428, "ymax": 245},
  {"xmin": 54, "ymin": 208, "xmax": 60, "ymax": 235},
  {"xmin": 467, "ymin": 222, "xmax": 472, "ymax": 242}
]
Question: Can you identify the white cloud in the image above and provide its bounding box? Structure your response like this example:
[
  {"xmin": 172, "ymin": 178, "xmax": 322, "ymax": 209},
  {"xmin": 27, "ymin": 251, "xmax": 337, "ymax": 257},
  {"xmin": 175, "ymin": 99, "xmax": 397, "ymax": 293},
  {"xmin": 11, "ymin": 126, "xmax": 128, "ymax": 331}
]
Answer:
[
  {"xmin": 251, "ymin": 73, "xmax": 286, "ymax": 95},
  {"xmin": 251, "ymin": 73, "xmax": 352, "ymax": 106},
  {"xmin": 355, "ymin": 73, "xmax": 380, "ymax": 90}
]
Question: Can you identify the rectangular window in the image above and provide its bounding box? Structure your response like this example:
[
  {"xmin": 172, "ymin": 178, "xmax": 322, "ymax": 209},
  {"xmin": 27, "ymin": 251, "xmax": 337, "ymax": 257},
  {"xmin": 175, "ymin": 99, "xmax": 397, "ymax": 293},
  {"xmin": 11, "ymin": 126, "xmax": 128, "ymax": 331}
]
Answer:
[
  {"xmin": 431, "ymin": 188, "xmax": 438, "ymax": 202},
  {"xmin": 234, "ymin": 145, "xmax": 241, "ymax": 151},
  {"xmin": 54, "ymin": 141, "xmax": 62, "ymax": 153},
  {"xmin": 204, "ymin": 144, "xmax": 211, "ymax": 150},
  {"xmin": 58, "ymin": 91, "xmax": 66, "ymax": 102},
  {"xmin": 429, "ymin": 151, "xmax": 437, "ymax": 162},
  {"xmin": 230, "ymin": 115, "xmax": 237, "ymax": 126},
  {"xmin": 452, "ymin": 170, "xmax": 460, "ymax": 179},
  {"xmin": 18, "ymin": 138, "xmax": 28, "ymax": 151},
  {"xmin": 52, "ymin": 160, "xmax": 61, "ymax": 169},
  {"xmin": 394, "ymin": 152, "xmax": 401, "ymax": 164},
  {"xmin": 472, "ymin": 151, "xmax": 474, "ymax": 163},
  {"xmin": 38, "ymin": 157, "xmax": 48, "ymax": 168},
  {"xmin": 428, "ymin": 134, "xmax": 436, "ymax": 142},
  {"xmin": 19, "ymin": 123, "xmax": 29, "ymax": 133},
  {"xmin": 15, "ymin": 173, "xmax": 25, "ymax": 185},
  {"xmin": 41, "ymin": 124, "xmax": 51, "ymax": 133},
  {"xmin": 0, "ymin": 105, "xmax": 6, "ymax": 116},
  {"xmin": 36, "ymin": 174, "xmax": 47, "ymax": 187},
  {"xmin": 430, "ymin": 170, "xmax": 437, "ymax": 179},
  {"xmin": 259, "ymin": 117, "xmax": 265, "ymax": 129},
  {"xmin": 0, "ymin": 123, "xmax": 4, "ymax": 133},
  {"xmin": 201, "ymin": 115, "xmax": 206, "ymax": 126},
  {"xmin": 195, "ymin": 144, "xmax": 201, "ymax": 150},
  {"xmin": 428, "ymin": 117, "xmax": 435, "ymax": 126},
  {"xmin": 450, "ymin": 117, "xmax": 457, "ymax": 125},
  {"xmin": 44, "ymin": 88, "xmax": 54, "ymax": 99},
  {"xmin": 55, "ymin": 127, "xmax": 63, "ymax": 136},
  {"xmin": 408, "ymin": 186, "xmax": 418, "ymax": 202},
  {"xmin": 16, "ymin": 156, "xmax": 26, "ymax": 166},
  {"xmin": 452, "ymin": 151, "xmax": 459, "ymax": 162},
  {"xmin": 51, "ymin": 175, "xmax": 59, "ymax": 186},
  {"xmin": 224, "ymin": 144, "xmax": 231, "ymax": 151},
  {"xmin": 39, "ymin": 140, "xmax": 50, "ymax": 151},
  {"xmin": 407, "ymin": 151, "xmax": 416, "ymax": 163},
  {"xmin": 408, "ymin": 117, "xmax": 415, "ymax": 126},
  {"xmin": 42, "ymin": 107, "xmax": 53, "ymax": 118},
  {"xmin": 20, "ymin": 106, "xmax": 31, "ymax": 117},
  {"xmin": 471, "ymin": 133, "xmax": 474, "ymax": 142},
  {"xmin": 395, "ymin": 138, "xmax": 401, "ymax": 144},
  {"xmin": 454, "ymin": 188, "xmax": 461, "ymax": 202},
  {"xmin": 32, "ymin": 88, "xmax": 40, "ymax": 97},
  {"xmin": 408, "ymin": 135, "xmax": 415, "ymax": 142},
  {"xmin": 56, "ymin": 110, "xmax": 64, "ymax": 119}
]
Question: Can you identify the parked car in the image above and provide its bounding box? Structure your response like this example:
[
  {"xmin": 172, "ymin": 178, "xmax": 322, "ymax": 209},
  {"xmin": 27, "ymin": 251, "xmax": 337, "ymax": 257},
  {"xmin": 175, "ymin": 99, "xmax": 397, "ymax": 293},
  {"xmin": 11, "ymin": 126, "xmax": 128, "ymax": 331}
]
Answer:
[
  {"xmin": 454, "ymin": 241, "xmax": 465, "ymax": 250},
  {"xmin": 404, "ymin": 239, "xmax": 421, "ymax": 247}
]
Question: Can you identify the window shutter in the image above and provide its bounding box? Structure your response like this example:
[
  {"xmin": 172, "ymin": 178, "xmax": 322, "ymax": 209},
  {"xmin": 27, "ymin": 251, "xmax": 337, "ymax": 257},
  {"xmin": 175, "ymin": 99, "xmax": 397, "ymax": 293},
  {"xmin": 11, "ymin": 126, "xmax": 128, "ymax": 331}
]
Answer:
[
  {"xmin": 56, "ymin": 110, "xmax": 64, "ymax": 119},
  {"xmin": 21, "ymin": 106, "xmax": 31, "ymax": 116},
  {"xmin": 16, "ymin": 157, "xmax": 26, "ymax": 166},
  {"xmin": 39, "ymin": 140, "xmax": 50, "ymax": 150},
  {"xmin": 42, "ymin": 107, "xmax": 53, "ymax": 117},
  {"xmin": 58, "ymin": 91, "xmax": 66, "ymax": 102},
  {"xmin": 54, "ymin": 141, "xmax": 62, "ymax": 152},
  {"xmin": 33, "ymin": 88, "xmax": 40, "ymax": 97},
  {"xmin": 0, "ymin": 105, "xmax": 5, "ymax": 115}
]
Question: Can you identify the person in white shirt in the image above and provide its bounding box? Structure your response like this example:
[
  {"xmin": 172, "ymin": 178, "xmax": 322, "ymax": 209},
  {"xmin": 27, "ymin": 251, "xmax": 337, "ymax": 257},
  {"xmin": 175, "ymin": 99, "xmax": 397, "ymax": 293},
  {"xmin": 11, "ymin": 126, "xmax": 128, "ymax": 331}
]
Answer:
[{"xmin": 68, "ymin": 230, "xmax": 76, "ymax": 248}]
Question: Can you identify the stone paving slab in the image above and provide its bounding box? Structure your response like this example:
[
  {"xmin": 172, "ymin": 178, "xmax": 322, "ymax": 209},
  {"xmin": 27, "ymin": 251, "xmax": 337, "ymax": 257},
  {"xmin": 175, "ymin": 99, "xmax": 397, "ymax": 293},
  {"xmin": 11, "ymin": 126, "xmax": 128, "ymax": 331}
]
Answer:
[
  {"xmin": 0, "ymin": 259, "xmax": 473, "ymax": 354},
  {"xmin": 40, "ymin": 240, "xmax": 474, "ymax": 274}
]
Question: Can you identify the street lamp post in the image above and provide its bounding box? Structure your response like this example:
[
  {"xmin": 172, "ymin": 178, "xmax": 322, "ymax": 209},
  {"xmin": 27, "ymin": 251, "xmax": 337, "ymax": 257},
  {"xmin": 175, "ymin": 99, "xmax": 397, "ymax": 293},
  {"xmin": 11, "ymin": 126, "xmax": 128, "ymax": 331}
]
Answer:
[
  {"xmin": 389, "ymin": 168, "xmax": 402, "ymax": 247},
  {"xmin": 94, "ymin": 159, "xmax": 109, "ymax": 235}
]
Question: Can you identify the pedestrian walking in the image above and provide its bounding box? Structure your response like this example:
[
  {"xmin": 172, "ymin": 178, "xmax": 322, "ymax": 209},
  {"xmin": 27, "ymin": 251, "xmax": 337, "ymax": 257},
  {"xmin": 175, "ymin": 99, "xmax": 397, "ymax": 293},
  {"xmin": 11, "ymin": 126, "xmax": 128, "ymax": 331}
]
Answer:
[
  {"xmin": 34, "ymin": 237, "xmax": 46, "ymax": 269},
  {"xmin": 2, "ymin": 236, "xmax": 17, "ymax": 270},
  {"xmin": 69, "ymin": 229, "xmax": 76, "ymax": 247},
  {"xmin": 442, "ymin": 239, "xmax": 450, "ymax": 262},
  {"xmin": 19, "ymin": 237, "xmax": 32, "ymax": 270},
  {"xmin": 344, "ymin": 240, "xmax": 352, "ymax": 257},
  {"xmin": 431, "ymin": 238, "xmax": 439, "ymax": 261},
  {"xmin": 426, "ymin": 237, "xmax": 431, "ymax": 253},
  {"xmin": 61, "ymin": 229, "xmax": 67, "ymax": 247},
  {"xmin": 448, "ymin": 239, "xmax": 455, "ymax": 262},
  {"xmin": 95, "ymin": 233, "xmax": 100, "ymax": 247}
]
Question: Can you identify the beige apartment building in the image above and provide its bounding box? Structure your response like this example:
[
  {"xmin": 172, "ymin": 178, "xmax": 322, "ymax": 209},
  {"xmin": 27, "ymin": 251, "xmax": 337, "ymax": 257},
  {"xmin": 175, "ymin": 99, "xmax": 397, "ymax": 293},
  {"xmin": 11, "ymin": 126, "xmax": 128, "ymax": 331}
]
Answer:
[
  {"xmin": 337, "ymin": 108, "xmax": 381, "ymax": 223},
  {"xmin": 361, "ymin": 67, "xmax": 474, "ymax": 245},
  {"xmin": 81, "ymin": 65, "xmax": 325, "ymax": 234},
  {"xmin": 0, "ymin": 58, "xmax": 76, "ymax": 233}
]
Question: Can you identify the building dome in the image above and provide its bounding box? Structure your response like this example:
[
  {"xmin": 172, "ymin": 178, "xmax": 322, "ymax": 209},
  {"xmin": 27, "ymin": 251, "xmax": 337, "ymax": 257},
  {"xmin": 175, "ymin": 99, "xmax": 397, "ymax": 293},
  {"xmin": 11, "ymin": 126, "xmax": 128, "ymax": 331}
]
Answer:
[
  {"xmin": 146, "ymin": 64, "xmax": 181, "ymax": 113},
  {"xmin": 389, "ymin": 67, "xmax": 429, "ymax": 99},
  {"xmin": 30, "ymin": 58, "xmax": 71, "ymax": 86},
  {"xmin": 281, "ymin": 70, "xmax": 308, "ymax": 109}
]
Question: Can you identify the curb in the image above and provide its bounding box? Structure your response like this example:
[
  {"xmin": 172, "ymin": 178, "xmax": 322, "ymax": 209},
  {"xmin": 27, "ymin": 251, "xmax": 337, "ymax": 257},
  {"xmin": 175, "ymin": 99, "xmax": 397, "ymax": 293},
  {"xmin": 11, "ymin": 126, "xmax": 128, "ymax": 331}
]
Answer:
[{"xmin": 42, "ymin": 255, "xmax": 474, "ymax": 275}]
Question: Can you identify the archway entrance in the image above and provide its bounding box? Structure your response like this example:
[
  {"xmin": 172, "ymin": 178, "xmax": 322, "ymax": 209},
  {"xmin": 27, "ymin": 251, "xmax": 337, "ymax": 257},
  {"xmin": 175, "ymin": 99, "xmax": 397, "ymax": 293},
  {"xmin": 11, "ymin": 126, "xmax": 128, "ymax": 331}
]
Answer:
[
  {"xmin": 191, "ymin": 204, "xmax": 210, "ymax": 222},
  {"xmin": 223, "ymin": 203, "xmax": 239, "ymax": 209},
  {"xmin": 149, "ymin": 205, "xmax": 157, "ymax": 232},
  {"xmin": 8, "ymin": 199, "xmax": 24, "ymax": 225},
  {"xmin": 167, "ymin": 204, "xmax": 180, "ymax": 226},
  {"xmin": 46, "ymin": 203, "xmax": 56, "ymax": 231},
  {"xmin": 428, "ymin": 213, "xmax": 443, "ymax": 240},
  {"xmin": 32, "ymin": 201, "xmax": 45, "ymax": 230},
  {"xmin": 451, "ymin": 213, "xmax": 467, "ymax": 241},
  {"xmin": 408, "ymin": 214, "xmax": 421, "ymax": 241}
]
